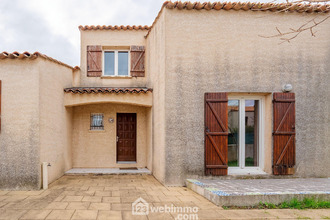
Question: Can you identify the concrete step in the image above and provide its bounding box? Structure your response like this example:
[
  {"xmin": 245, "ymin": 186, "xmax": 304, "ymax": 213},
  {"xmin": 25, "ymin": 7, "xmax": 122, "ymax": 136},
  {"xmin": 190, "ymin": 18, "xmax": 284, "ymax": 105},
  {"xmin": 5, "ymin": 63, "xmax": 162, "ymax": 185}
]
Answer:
[
  {"xmin": 186, "ymin": 178, "xmax": 330, "ymax": 206},
  {"xmin": 65, "ymin": 168, "xmax": 151, "ymax": 175}
]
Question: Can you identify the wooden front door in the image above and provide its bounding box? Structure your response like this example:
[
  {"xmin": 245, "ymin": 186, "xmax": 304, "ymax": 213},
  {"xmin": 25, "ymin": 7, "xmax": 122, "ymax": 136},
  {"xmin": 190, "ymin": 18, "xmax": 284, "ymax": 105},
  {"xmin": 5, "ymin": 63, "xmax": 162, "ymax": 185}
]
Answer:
[{"xmin": 117, "ymin": 113, "xmax": 137, "ymax": 162}]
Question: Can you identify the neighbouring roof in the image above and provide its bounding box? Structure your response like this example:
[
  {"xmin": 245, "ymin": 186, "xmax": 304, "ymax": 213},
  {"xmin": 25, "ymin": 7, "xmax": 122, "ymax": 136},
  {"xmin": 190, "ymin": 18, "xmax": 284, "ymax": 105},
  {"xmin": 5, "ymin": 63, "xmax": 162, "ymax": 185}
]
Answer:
[
  {"xmin": 0, "ymin": 51, "xmax": 79, "ymax": 70},
  {"xmin": 79, "ymin": 25, "xmax": 150, "ymax": 31},
  {"xmin": 78, "ymin": 1, "xmax": 330, "ymax": 38},
  {"xmin": 145, "ymin": 1, "xmax": 330, "ymax": 37},
  {"xmin": 64, "ymin": 87, "xmax": 153, "ymax": 94},
  {"xmin": 162, "ymin": 1, "xmax": 329, "ymax": 13}
]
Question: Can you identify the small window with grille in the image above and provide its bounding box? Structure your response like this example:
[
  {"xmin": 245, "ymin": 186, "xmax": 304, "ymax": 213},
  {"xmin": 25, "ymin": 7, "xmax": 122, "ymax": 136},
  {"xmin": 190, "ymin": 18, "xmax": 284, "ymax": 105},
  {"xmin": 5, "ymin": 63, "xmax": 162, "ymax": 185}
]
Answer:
[{"xmin": 90, "ymin": 113, "xmax": 104, "ymax": 130}]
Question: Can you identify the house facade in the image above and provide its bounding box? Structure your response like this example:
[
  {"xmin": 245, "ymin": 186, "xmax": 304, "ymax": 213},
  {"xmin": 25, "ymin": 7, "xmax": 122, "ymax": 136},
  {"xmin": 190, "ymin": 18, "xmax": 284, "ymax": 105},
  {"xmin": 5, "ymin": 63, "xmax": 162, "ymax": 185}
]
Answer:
[{"xmin": 0, "ymin": 1, "xmax": 329, "ymax": 190}]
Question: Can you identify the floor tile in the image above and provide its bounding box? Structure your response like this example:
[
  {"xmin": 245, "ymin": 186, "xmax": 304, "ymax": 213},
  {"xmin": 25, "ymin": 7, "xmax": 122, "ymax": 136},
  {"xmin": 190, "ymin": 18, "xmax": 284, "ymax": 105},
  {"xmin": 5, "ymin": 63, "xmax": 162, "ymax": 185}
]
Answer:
[
  {"xmin": 82, "ymin": 196, "xmax": 102, "ymax": 203},
  {"xmin": 102, "ymin": 197, "xmax": 121, "ymax": 203},
  {"xmin": 71, "ymin": 210, "xmax": 98, "ymax": 220},
  {"xmin": 44, "ymin": 202, "xmax": 69, "ymax": 209},
  {"xmin": 20, "ymin": 209, "xmax": 52, "ymax": 219},
  {"xmin": 46, "ymin": 210, "xmax": 75, "ymax": 219},
  {"xmin": 89, "ymin": 202, "xmax": 111, "ymax": 210},
  {"xmin": 66, "ymin": 202, "xmax": 90, "ymax": 210},
  {"xmin": 0, "ymin": 209, "xmax": 27, "ymax": 219},
  {"xmin": 62, "ymin": 196, "xmax": 83, "ymax": 202},
  {"xmin": 97, "ymin": 210, "xmax": 122, "ymax": 220}
]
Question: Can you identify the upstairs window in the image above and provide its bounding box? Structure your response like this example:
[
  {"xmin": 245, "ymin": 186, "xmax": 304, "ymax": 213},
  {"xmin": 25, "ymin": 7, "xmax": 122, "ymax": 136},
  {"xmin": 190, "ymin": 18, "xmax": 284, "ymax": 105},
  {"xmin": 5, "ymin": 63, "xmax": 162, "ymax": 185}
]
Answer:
[
  {"xmin": 90, "ymin": 113, "xmax": 104, "ymax": 130},
  {"xmin": 87, "ymin": 45, "xmax": 145, "ymax": 77},
  {"xmin": 104, "ymin": 50, "xmax": 129, "ymax": 76}
]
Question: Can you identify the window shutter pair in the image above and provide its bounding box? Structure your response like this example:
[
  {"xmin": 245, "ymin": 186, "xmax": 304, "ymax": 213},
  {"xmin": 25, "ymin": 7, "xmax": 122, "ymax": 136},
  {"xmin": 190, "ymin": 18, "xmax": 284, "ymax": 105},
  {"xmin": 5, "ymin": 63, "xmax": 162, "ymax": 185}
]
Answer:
[
  {"xmin": 86, "ymin": 45, "xmax": 145, "ymax": 77},
  {"xmin": 204, "ymin": 92, "xmax": 295, "ymax": 176}
]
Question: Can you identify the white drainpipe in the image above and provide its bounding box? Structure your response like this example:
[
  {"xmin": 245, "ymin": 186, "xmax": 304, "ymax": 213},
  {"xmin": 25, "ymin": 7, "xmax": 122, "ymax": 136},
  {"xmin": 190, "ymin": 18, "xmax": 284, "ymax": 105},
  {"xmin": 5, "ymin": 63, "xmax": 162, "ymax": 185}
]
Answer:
[{"xmin": 42, "ymin": 162, "xmax": 50, "ymax": 189}]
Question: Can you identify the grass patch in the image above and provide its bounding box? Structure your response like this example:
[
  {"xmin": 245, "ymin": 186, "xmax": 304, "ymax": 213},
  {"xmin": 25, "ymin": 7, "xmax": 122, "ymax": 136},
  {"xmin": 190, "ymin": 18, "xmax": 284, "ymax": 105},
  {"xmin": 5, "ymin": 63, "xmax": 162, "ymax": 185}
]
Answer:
[{"xmin": 223, "ymin": 197, "xmax": 330, "ymax": 210}]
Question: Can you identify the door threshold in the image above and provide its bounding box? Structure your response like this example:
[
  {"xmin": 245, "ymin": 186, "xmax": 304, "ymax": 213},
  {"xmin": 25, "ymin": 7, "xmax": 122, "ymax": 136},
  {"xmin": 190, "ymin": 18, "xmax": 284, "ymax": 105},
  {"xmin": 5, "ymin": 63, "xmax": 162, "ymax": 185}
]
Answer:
[
  {"xmin": 65, "ymin": 168, "xmax": 151, "ymax": 175},
  {"xmin": 228, "ymin": 168, "xmax": 267, "ymax": 175},
  {"xmin": 117, "ymin": 161, "xmax": 137, "ymax": 164}
]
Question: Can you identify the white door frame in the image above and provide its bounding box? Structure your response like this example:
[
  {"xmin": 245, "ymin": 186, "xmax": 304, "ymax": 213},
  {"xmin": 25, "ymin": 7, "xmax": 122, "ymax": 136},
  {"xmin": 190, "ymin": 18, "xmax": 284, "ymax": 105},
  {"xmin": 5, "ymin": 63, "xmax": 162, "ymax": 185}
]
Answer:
[{"xmin": 228, "ymin": 95, "xmax": 265, "ymax": 173}]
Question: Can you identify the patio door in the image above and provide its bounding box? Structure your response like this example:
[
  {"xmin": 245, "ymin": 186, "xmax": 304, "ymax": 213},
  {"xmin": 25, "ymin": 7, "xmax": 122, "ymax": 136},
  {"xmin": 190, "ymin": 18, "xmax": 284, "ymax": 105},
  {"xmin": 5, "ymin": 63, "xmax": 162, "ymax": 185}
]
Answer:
[
  {"xmin": 228, "ymin": 96, "xmax": 263, "ymax": 171},
  {"xmin": 117, "ymin": 113, "xmax": 137, "ymax": 162}
]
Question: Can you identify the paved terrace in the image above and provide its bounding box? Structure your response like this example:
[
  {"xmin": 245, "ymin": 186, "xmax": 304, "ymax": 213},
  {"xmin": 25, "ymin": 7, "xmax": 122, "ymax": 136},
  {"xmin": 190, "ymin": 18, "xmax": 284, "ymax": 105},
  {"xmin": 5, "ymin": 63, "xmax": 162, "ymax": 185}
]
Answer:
[
  {"xmin": 0, "ymin": 175, "xmax": 328, "ymax": 219},
  {"xmin": 187, "ymin": 178, "xmax": 330, "ymax": 207}
]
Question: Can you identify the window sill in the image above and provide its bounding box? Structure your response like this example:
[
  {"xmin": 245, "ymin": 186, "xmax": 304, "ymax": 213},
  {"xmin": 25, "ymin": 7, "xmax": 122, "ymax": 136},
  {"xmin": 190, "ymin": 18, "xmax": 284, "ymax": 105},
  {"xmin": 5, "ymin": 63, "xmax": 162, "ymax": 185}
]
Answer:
[
  {"xmin": 88, "ymin": 129, "xmax": 106, "ymax": 133},
  {"xmin": 101, "ymin": 76, "xmax": 132, "ymax": 79}
]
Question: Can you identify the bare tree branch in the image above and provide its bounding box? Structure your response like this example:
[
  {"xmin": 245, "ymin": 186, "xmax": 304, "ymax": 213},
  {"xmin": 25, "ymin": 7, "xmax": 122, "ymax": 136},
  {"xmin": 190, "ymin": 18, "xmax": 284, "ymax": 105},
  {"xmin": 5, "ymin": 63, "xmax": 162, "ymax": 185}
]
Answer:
[{"xmin": 259, "ymin": 15, "xmax": 330, "ymax": 43}]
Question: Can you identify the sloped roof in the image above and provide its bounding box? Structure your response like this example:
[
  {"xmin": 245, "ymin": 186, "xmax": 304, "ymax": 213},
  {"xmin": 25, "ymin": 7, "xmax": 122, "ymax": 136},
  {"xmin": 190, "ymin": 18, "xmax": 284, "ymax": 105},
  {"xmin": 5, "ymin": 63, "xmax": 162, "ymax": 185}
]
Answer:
[
  {"xmin": 79, "ymin": 1, "xmax": 329, "ymax": 36},
  {"xmin": 0, "ymin": 51, "xmax": 79, "ymax": 70},
  {"xmin": 145, "ymin": 1, "xmax": 330, "ymax": 37},
  {"xmin": 162, "ymin": 1, "xmax": 329, "ymax": 13},
  {"xmin": 79, "ymin": 25, "xmax": 150, "ymax": 31}
]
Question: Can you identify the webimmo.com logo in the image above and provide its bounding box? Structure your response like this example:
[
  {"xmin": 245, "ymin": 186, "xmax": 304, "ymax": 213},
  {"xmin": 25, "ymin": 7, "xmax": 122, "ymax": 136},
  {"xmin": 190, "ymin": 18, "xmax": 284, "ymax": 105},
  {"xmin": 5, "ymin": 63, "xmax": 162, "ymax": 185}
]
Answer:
[
  {"xmin": 132, "ymin": 197, "xmax": 199, "ymax": 219},
  {"xmin": 132, "ymin": 197, "xmax": 149, "ymax": 215}
]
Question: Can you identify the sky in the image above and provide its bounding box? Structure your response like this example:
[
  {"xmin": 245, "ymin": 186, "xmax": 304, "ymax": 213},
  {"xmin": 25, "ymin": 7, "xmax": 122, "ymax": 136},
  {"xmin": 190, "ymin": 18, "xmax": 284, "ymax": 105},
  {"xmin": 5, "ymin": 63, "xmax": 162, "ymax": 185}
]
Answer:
[
  {"xmin": 0, "ymin": 0, "xmax": 285, "ymax": 66},
  {"xmin": 0, "ymin": 0, "xmax": 165, "ymax": 66}
]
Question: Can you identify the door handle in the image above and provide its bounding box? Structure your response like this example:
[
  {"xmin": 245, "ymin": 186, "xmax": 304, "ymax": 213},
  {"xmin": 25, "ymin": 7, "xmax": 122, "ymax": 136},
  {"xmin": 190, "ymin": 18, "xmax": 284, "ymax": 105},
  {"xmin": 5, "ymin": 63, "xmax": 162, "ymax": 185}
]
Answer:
[{"xmin": 117, "ymin": 136, "xmax": 119, "ymax": 142}]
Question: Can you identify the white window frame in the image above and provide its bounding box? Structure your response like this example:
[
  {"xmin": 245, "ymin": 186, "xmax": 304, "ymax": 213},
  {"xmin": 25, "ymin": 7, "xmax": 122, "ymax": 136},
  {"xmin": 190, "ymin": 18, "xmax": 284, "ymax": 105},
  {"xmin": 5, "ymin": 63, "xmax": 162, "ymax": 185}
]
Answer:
[
  {"xmin": 102, "ymin": 50, "xmax": 130, "ymax": 76},
  {"xmin": 90, "ymin": 113, "xmax": 104, "ymax": 130},
  {"xmin": 228, "ymin": 95, "xmax": 265, "ymax": 174}
]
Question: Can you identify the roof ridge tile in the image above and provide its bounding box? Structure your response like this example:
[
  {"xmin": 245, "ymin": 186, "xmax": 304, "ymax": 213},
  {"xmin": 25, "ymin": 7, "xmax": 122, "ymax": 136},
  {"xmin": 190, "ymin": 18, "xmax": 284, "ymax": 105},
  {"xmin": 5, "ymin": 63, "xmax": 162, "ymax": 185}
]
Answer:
[
  {"xmin": 79, "ymin": 25, "xmax": 150, "ymax": 31},
  {"xmin": 0, "ymin": 51, "xmax": 79, "ymax": 70}
]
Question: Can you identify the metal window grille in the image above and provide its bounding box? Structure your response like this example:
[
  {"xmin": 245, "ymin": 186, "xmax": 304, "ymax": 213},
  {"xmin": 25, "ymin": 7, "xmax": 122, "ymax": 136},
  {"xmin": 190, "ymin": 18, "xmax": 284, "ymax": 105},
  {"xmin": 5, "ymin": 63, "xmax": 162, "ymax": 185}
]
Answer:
[{"xmin": 90, "ymin": 113, "xmax": 104, "ymax": 130}]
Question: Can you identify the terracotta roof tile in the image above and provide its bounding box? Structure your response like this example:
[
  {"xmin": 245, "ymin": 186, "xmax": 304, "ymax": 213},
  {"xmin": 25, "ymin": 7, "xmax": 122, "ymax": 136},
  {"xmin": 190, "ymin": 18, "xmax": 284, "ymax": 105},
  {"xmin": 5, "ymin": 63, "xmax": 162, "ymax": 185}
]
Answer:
[
  {"xmin": 64, "ymin": 87, "xmax": 153, "ymax": 94},
  {"xmin": 145, "ymin": 1, "xmax": 330, "ymax": 37},
  {"xmin": 79, "ymin": 25, "xmax": 150, "ymax": 31},
  {"xmin": 162, "ymin": 1, "xmax": 329, "ymax": 12},
  {"xmin": 0, "ymin": 51, "xmax": 79, "ymax": 70}
]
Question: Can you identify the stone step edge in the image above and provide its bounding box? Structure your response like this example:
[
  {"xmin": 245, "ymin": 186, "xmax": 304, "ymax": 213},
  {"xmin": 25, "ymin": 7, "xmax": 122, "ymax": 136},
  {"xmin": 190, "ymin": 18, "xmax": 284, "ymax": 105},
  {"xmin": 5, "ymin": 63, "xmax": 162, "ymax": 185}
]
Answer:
[{"xmin": 186, "ymin": 179, "xmax": 330, "ymax": 206}]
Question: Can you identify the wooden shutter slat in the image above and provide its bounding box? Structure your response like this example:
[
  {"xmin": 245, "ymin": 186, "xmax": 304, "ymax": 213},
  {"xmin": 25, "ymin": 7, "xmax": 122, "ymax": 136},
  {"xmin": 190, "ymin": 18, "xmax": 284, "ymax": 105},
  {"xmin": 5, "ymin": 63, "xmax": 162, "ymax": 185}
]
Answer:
[
  {"xmin": 273, "ymin": 92, "xmax": 296, "ymax": 175},
  {"xmin": 206, "ymin": 134, "xmax": 227, "ymax": 165},
  {"xmin": 274, "ymin": 102, "xmax": 294, "ymax": 134},
  {"xmin": 87, "ymin": 45, "xmax": 102, "ymax": 77},
  {"xmin": 130, "ymin": 45, "xmax": 145, "ymax": 77},
  {"xmin": 205, "ymin": 92, "xmax": 228, "ymax": 176}
]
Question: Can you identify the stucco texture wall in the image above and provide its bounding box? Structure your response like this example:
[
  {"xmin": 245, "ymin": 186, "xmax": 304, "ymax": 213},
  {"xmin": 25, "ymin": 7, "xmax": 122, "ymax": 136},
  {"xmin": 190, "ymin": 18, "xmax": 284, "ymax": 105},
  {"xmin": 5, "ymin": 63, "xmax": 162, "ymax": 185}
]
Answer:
[
  {"xmin": 72, "ymin": 103, "xmax": 151, "ymax": 169},
  {"xmin": 0, "ymin": 58, "xmax": 74, "ymax": 189},
  {"xmin": 146, "ymin": 9, "xmax": 167, "ymax": 183},
  {"xmin": 39, "ymin": 61, "xmax": 73, "ymax": 184},
  {"xmin": 79, "ymin": 30, "xmax": 148, "ymax": 87},
  {"xmin": 0, "ymin": 60, "xmax": 41, "ymax": 190},
  {"xmin": 161, "ymin": 9, "xmax": 330, "ymax": 185}
]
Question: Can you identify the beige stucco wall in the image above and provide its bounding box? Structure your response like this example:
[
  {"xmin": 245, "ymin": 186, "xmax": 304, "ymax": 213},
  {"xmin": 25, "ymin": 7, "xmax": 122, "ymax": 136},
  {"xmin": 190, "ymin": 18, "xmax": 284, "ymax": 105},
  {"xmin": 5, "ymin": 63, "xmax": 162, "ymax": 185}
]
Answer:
[
  {"xmin": 0, "ymin": 58, "xmax": 74, "ymax": 189},
  {"xmin": 72, "ymin": 103, "xmax": 151, "ymax": 168},
  {"xmin": 146, "ymin": 9, "xmax": 167, "ymax": 183},
  {"xmin": 39, "ymin": 61, "xmax": 73, "ymax": 185},
  {"xmin": 0, "ymin": 59, "xmax": 41, "ymax": 190},
  {"xmin": 160, "ymin": 9, "xmax": 330, "ymax": 185},
  {"xmin": 79, "ymin": 30, "xmax": 148, "ymax": 87}
]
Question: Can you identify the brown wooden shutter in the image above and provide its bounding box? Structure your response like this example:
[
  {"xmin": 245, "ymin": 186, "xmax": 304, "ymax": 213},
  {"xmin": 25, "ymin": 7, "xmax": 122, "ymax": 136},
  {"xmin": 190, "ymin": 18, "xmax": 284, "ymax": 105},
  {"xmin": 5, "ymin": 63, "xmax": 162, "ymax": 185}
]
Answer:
[
  {"xmin": 205, "ymin": 92, "xmax": 228, "ymax": 175},
  {"xmin": 87, "ymin": 45, "xmax": 102, "ymax": 77},
  {"xmin": 130, "ymin": 46, "xmax": 145, "ymax": 77},
  {"xmin": 273, "ymin": 92, "xmax": 296, "ymax": 175}
]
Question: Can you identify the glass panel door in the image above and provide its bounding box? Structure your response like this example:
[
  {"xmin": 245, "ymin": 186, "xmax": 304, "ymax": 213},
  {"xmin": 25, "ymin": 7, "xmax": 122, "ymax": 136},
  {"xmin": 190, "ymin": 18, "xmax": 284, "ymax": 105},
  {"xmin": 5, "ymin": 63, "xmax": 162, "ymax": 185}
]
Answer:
[
  {"xmin": 228, "ymin": 98, "xmax": 261, "ymax": 169},
  {"xmin": 228, "ymin": 100, "xmax": 239, "ymax": 167},
  {"xmin": 245, "ymin": 100, "xmax": 259, "ymax": 167}
]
